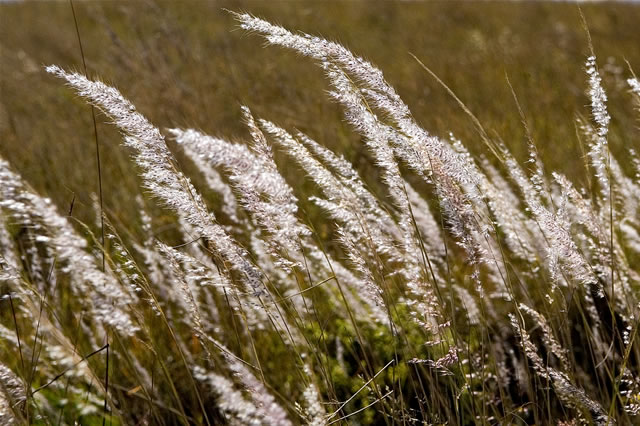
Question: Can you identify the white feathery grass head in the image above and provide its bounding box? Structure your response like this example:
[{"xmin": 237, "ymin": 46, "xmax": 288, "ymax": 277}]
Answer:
[
  {"xmin": 628, "ymin": 77, "xmax": 640, "ymax": 96},
  {"xmin": 47, "ymin": 66, "xmax": 267, "ymax": 297},
  {"xmin": 193, "ymin": 366, "xmax": 266, "ymax": 425},
  {"xmin": 0, "ymin": 215, "xmax": 19, "ymax": 271},
  {"xmin": 0, "ymin": 157, "xmax": 138, "ymax": 334},
  {"xmin": 297, "ymin": 131, "xmax": 402, "ymax": 241},
  {"xmin": 586, "ymin": 56, "xmax": 610, "ymax": 138},
  {"xmin": 238, "ymin": 107, "xmax": 311, "ymax": 265},
  {"xmin": 510, "ymin": 313, "xmax": 611, "ymax": 425},
  {"xmin": 227, "ymin": 360, "xmax": 293, "ymax": 426},
  {"xmin": 260, "ymin": 119, "xmax": 399, "ymax": 261},
  {"xmin": 45, "ymin": 66, "xmax": 211, "ymax": 226},
  {"xmin": 519, "ymin": 303, "xmax": 569, "ymax": 370},
  {"xmin": 0, "ymin": 363, "xmax": 24, "ymax": 426},
  {"xmin": 584, "ymin": 56, "xmax": 611, "ymax": 197},
  {"xmin": 404, "ymin": 181, "xmax": 446, "ymax": 261},
  {"xmin": 530, "ymin": 196, "xmax": 600, "ymax": 294},
  {"xmin": 336, "ymin": 227, "xmax": 386, "ymax": 309},
  {"xmin": 172, "ymin": 126, "xmax": 378, "ymax": 325},
  {"xmin": 0, "ymin": 254, "xmax": 20, "ymax": 284},
  {"xmin": 300, "ymin": 365, "xmax": 327, "ymax": 426},
  {"xmin": 233, "ymin": 12, "xmax": 402, "ymax": 109},
  {"xmin": 171, "ymin": 125, "xmax": 309, "ymax": 269},
  {"xmin": 237, "ymin": 15, "xmax": 499, "ymax": 297},
  {"xmin": 157, "ymin": 242, "xmax": 210, "ymax": 353},
  {"xmin": 235, "ymin": 11, "xmax": 478, "ymax": 192}
]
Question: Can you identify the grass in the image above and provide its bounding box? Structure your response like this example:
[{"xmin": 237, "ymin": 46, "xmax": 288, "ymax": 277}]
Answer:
[{"xmin": 1, "ymin": 1, "xmax": 640, "ymax": 425}]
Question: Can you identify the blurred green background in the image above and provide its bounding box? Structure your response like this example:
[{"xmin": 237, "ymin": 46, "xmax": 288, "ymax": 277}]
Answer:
[{"xmin": 1, "ymin": 0, "xmax": 639, "ymax": 236}]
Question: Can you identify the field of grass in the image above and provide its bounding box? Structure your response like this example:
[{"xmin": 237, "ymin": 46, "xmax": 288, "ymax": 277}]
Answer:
[
  {"xmin": 1, "ymin": 1, "xmax": 640, "ymax": 425},
  {"xmin": 2, "ymin": 1, "xmax": 639, "ymax": 232}
]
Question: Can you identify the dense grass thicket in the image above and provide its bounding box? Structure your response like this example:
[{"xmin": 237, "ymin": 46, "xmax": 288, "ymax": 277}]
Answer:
[{"xmin": 2, "ymin": 4, "xmax": 640, "ymax": 425}]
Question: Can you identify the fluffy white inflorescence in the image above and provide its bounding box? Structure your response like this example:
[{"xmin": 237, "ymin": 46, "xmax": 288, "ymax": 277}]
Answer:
[
  {"xmin": 172, "ymin": 124, "xmax": 390, "ymax": 323},
  {"xmin": 586, "ymin": 56, "xmax": 610, "ymax": 138},
  {"xmin": 628, "ymin": 77, "xmax": 640, "ymax": 97},
  {"xmin": 237, "ymin": 107, "xmax": 312, "ymax": 267},
  {"xmin": 0, "ymin": 158, "xmax": 138, "ymax": 334},
  {"xmin": 237, "ymin": 13, "xmax": 502, "ymax": 294},
  {"xmin": 0, "ymin": 363, "xmax": 23, "ymax": 426},
  {"xmin": 194, "ymin": 366, "xmax": 265, "ymax": 425},
  {"xmin": 171, "ymin": 125, "xmax": 309, "ymax": 267},
  {"xmin": 46, "ymin": 65, "xmax": 266, "ymax": 297},
  {"xmin": 510, "ymin": 314, "xmax": 611, "ymax": 426},
  {"xmin": 260, "ymin": 120, "xmax": 399, "ymax": 260},
  {"xmin": 585, "ymin": 56, "xmax": 611, "ymax": 196}
]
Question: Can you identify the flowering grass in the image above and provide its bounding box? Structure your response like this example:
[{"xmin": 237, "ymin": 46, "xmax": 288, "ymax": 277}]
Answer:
[{"xmin": 1, "ymin": 3, "xmax": 640, "ymax": 425}]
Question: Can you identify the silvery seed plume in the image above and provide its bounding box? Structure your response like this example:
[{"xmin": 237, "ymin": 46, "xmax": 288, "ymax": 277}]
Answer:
[
  {"xmin": 228, "ymin": 358, "xmax": 292, "ymax": 426},
  {"xmin": 0, "ymin": 255, "xmax": 18, "ymax": 283},
  {"xmin": 519, "ymin": 303, "xmax": 569, "ymax": 371},
  {"xmin": 629, "ymin": 77, "xmax": 640, "ymax": 96},
  {"xmin": 236, "ymin": 10, "xmax": 481, "ymax": 215},
  {"xmin": 237, "ymin": 10, "xmax": 485, "ymax": 207},
  {"xmin": 510, "ymin": 314, "xmax": 612, "ymax": 426},
  {"xmin": 578, "ymin": 120, "xmax": 637, "ymax": 260},
  {"xmin": 445, "ymin": 137, "xmax": 511, "ymax": 289},
  {"xmin": 331, "ymin": 65, "xmax": 460, "ymax": 326},
  {"xmin": 172, "ymin": 125, "xmax": 376, "ymax": 321},
  {"xmin": 179, "ymin": 144, "xmax": 242, "ymax": 225},
  {"xmin": 0, "ymin": 214, "xmax": 19, "ymax": 271},
  {"xmin": 176, "ymin": 132, "xmax": 344, "ymax": 326},
  {"xmin": 0, "ymin": 363, "xmax": 24, "ymax": 426},
  {"xmin": 46, "ymin": 65, "xmax": 267, "ymax": 298},
  {"xmin": 171, "ymin": 126, "xmax": 308, "ymax": 267},
  {"xmin": 170, "ymin": 126, "xmax": 316, "ymax": 312},
  {"xmin": 157, "ymin": 242, "xmax": 213, "ymax": 359},
  {"xmin": 585, "ymin": 56, "xmax": 611, "ymax": 198},
  {"xmin": 532, "ymin": 192, "xmax": 600, "ymax": 294},
  {"xmin": 503, "ymin": 153, "xmax": 601, "ymax": 293},
  {"xmin": 290, "ymin": 134, "xmax": 441, "ymax": 318},
  {"xmin": 173, "ymin": 213, "xmax": 250, "ymax": 311},
  {"xmin": 296, "ymin": 130, "xmax": 401, "ymax": 241},
  {"xmin": 239, "ymin": 14, "xmax": 498, "ymax": 296},
  {"xmin": 172, "ymin": 219, "xmax": 271, "ymax": 331},
  {"xmin": 0, "ymin": 158, "xmax": 137, "ymax": 334},
  {"xmin": 483, "ymin": 160, "xmax": 539, "ymax": 264},
  {"xmin": 404, "ymin": 181, "xmax": 446, "ymax": 262},
  {"xmin": 260, "ymin": 119, "xmax": 399, "ymax": 261},
  {"xmin": 196, "ymin": 335, "xmax": 294, "ymax": 426},
  {"xmin": 554, "ymin": 173, "xmax": 609, "ymax": 254},
  {"xmin": 133, "ymin": 198, "xmax": 167, "ymax": 289},
  {"xmin": 239, "ymin": 106, "xmax": 311, "ymax": 268},
  {"xmin": 336, "ymin": 227, "xmax": 387, "ymax": 316},
  {"xmin": 330, "ymin": 62, "xmax": 485, "ymax": 286},
  {"xmin": 249, "ymin": 227, "xmax": 309, "ymax": 316},
  {"xmin": 324, "ymin": 67, "xmax": 421, "ymax": 263},
  {"xmin": 236, "ymin": 9, "xmax": 471, "ymax": 191},
  {"xmin": 618, "ymin": 159, "xmax": 640, "ymax": 260},
  {"xmin": 300, "ymin": 365, "xmax": 327, "ymax": 426},
  {"xmin": 193, "ymin": 366, "xmax": 267, "ymax": 426},
  {"xmin": 554, "ymin": 172, "xmax": 637, "ymax": 311},
  {"xmin": 326, "ymin": 66, "xmax": 444, "ymax": 325}
]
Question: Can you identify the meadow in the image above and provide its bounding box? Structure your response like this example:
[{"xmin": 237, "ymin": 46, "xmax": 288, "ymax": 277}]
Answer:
[{"xmin": 1, "ymin": 1, "xmax": 640, "ymax": 424}]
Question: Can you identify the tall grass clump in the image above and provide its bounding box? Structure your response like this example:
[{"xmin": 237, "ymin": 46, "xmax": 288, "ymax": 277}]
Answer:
[{"xmin": 1, "ymin": 11, "xmax": 639, "ymax": 425}]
